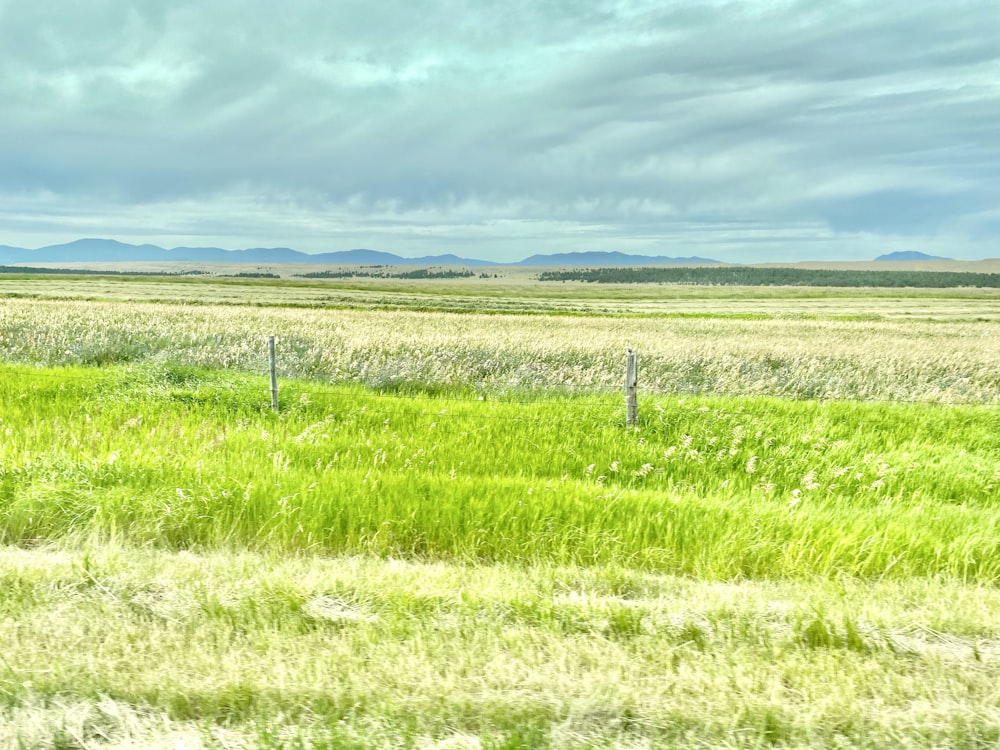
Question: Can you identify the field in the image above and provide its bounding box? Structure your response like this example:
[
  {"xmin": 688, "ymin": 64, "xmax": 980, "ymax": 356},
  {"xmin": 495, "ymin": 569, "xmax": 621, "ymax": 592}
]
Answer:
[{"xmin": 2, "ymin": 274, "xmax": 1000, "ymax": 748}]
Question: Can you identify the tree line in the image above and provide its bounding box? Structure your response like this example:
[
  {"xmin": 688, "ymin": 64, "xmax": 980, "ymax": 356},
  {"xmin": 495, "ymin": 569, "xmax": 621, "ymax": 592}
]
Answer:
[
  {"xmin": 297, "ymin": 269, "xmax": 474, "ymax": 279},
  {"xmin": 537, "ymin": 267, "xmax": 1000, "ymax": 288}
]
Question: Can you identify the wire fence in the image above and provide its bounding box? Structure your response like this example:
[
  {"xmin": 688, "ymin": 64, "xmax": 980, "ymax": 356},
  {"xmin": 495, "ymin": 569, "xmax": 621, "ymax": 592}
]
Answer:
[{"xmin": 4, "ymin": 343, "xmax": 999, "ymax": 428}]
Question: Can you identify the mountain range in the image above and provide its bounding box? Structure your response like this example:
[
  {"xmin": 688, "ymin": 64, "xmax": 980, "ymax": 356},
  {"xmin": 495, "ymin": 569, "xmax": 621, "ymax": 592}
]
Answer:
[{"xmin": 0, "ymin": 239, "xmax": 721, "ymax": 267}]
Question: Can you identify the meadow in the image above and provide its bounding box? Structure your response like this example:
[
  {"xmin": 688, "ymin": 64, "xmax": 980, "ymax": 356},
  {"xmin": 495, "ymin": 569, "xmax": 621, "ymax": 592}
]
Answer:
[
  {"xmin": 1, "ymin": 276, "xmax": 999, "ymax": 748},
  {"xmin": 3, "ymin": 297, "xmax": 1000, "ymax": 403},
  {"xmin": 6, "ymin": 273, "xmax": 1000, "ymax": 319}
]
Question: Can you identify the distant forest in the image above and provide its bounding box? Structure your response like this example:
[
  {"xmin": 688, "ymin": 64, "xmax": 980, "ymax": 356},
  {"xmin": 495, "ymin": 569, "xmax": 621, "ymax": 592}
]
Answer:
[
  {"xmin": 537, "ymin": 267, "xmax": 1000, "ymax": 288},
  {"xmin": 0, "ymin": 265, "xmax": 208, "ymax": 277},
  {"xmin": 296, "ymin": 269, "xmax": 475, "ymax": 279}
]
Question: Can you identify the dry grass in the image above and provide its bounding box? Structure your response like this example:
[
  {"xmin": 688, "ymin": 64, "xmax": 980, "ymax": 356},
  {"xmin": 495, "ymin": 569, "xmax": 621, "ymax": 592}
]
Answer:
[
  {"xmin": 3, "ymin": 297, "xmax": 1000, "ymax": 401},
  {"xmin": 2, "ymin": 545, "xmax": 1000, "ymax": 748},
  {"xmin": 5, "ymin": 275, "xmax": 1000, "ymax": 319}
]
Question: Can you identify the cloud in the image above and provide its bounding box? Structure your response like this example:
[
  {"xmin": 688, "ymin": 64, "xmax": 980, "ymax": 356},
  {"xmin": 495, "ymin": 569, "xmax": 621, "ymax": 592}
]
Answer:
[{"xmin": 0, "ymin": 0, "xmax": 997, "ymax": 260}]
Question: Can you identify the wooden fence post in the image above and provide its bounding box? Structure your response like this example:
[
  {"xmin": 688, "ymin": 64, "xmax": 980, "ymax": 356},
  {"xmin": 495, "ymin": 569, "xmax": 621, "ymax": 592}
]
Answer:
[
  {"xmin": 625, "ymin": 349, "xmax": 638, "ymax": 427},
  {"xmin": 268, "ymin": 336, "xmax": 279, "ymax": 412}
]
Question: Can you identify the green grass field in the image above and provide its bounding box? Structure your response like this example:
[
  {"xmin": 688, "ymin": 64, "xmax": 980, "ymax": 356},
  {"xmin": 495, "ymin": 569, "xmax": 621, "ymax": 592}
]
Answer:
[
  {"xmin": 2, "ymin": 364, "xmax": 999, "ymax": 577},
  {"xmin": 2, "ymin": 277, "xmax": 1000, "ymax": 748}
]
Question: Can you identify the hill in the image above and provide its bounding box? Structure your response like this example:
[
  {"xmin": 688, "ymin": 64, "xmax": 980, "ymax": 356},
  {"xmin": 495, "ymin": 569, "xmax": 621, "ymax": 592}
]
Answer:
[{"xmin": 875, "ymin": 251, "xmax": 952, "ymax": 261}]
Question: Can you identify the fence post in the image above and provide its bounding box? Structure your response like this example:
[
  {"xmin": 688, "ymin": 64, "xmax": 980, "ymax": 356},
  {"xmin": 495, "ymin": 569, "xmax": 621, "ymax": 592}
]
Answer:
[
  {"xmin": 625, "ymin": 349, "xmax": 638, "ymax": 427},
  {"xmin": 268, "ymin": 336, "xmax": 279, "ymax": 412}
]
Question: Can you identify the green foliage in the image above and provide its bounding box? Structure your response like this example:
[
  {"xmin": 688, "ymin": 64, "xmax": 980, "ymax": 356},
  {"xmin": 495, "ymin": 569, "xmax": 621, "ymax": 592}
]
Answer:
[
  {"xmin": 394, "ymin": 269, "xmax": 475, "ymax": 279},
  {"xmin": 539, "ymin": 266, "xmax": 1000, "ymax": 288},
  {"xmin": 297, "ymin": 268, "xmax": 475, "ymax": 279},
  {"xmin": 0, "ymin": 265, "xmax": 208, "ymax": 277}
]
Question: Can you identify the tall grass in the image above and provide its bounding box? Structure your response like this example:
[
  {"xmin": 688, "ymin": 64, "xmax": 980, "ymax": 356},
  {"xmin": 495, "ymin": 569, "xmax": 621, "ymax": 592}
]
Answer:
[
  {"xmin": 3, "ymin": 298, "xmax": 1000, "ymax": 401},
  {"xmin": 3, "ymin": 363, "xmax": 998, "ymax": 580}
]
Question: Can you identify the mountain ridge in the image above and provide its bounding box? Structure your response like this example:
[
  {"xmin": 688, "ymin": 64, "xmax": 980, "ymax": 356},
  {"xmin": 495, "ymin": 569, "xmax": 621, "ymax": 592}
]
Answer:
[{"xmin": 0, "ymin": 239, "xmax": 721, "ymax": 267}]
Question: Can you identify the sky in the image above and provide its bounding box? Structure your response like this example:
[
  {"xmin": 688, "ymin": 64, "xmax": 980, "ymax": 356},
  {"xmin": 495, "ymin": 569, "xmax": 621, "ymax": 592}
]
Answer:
[{"xmin": 1, "ymin": 0, "xmax": 998, "ymax": 263}]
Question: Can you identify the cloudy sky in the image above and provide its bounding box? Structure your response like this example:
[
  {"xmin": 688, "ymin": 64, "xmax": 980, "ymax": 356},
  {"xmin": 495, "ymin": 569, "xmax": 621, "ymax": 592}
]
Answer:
[{"xmin": 1, "ymin": 0, "xmax": 998, "ymax": 262}]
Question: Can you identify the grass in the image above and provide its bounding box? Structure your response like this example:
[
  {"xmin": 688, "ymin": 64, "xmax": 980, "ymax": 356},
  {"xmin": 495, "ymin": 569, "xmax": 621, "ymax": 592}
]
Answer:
[
  {"xmin": 2, "ymin": 363, "xmax": 998, "ymax": 580},
  {"xmin": 6, "ymin": 274, "xmax": 1000, "ymax": 319},
  {"xmin": 4, "ymin": 298, "xmax": 1000, "ymax": 402},
  {"xmin": 2, "ymin": 285, "xmax": 1000, "ymax": 747},
  {"xmin": 2, "ymin": 545, "xmax": 1000, "ymax": 748}
]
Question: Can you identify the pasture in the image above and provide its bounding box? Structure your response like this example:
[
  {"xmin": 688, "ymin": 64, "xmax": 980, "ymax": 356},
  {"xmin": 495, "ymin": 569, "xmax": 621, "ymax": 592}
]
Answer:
[{"xmin": 1, "ymin": 275, "xmax": 999, "ymax": 748}]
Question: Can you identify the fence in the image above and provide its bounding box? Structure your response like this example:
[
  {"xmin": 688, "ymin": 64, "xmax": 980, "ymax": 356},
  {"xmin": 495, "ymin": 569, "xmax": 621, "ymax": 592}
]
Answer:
[
  {"xmin": 263, "ymin": 335, "xmax": 648, "ymax": 425},
  {"xmin": 257, "ymin": 337, "xmax": 994, "ymax": 427},
  {"xmin": 4, "ymin": 335, "xmax": 997, "ymax": 429}
]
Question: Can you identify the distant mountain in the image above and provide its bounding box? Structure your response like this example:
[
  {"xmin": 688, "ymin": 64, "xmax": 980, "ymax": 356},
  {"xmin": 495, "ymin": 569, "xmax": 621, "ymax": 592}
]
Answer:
[
  {"xmin": 0, "ymin": 245, "xmax": 28, "ymax": 262},
  {"xmin": 0, "ymin": 239, "xmax": 495, "ymax": 266},
  {"xmin": 0, "ymin": 238, "xmax": 721, "ymax": 267},
  {"xmin": 32, "ymin": 239, "xmax": 172, "ymax": 262},
  {"xmin": 410, "ymin": 253, "xmax": 496, "ymax": 266},
  {"xmin": 517, "ymin": 251, "xmax": 722, "ymax": 266},
  {"xmin": 875, "ymin": 251, "xmax": 952, "ymax": 261}
]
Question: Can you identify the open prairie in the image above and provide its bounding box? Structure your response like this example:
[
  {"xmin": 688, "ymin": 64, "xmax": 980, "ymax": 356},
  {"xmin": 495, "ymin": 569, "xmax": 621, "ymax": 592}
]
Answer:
[
  {"xmin": 1, "ymin": 274, "xmax": 999, "ymax": 748},
  {"xmin": 6, "ymin": 270, "xmax": 1000, "ymax": 319},
  {"xmin": 3, "ymin": 295, "xmax": 1000, "ymax": 402}
]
